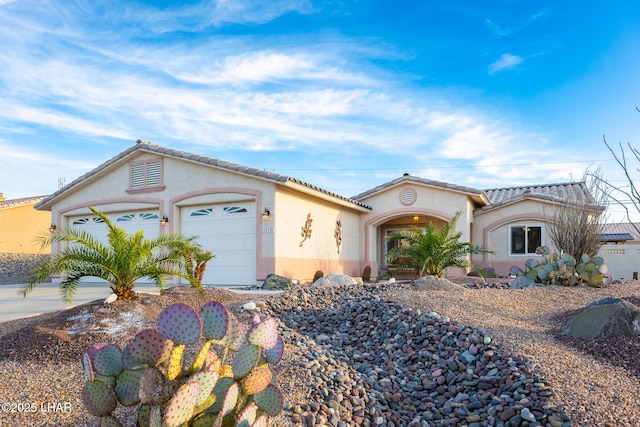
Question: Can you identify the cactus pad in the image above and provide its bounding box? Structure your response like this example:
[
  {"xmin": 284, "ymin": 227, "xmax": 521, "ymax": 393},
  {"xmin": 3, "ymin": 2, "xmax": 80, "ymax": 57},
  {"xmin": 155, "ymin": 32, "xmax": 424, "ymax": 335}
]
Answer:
[
  {"xmin": 232, "ymin": 344, "xmax": 260, "ymax": 379},
  {"xmin": 158, "ymin": 303, "xmax": 202, "ymax": 345},
  {"xmin": 251, "ymin": 415, "xmax": 269, "ymax": 427},
  {"xmin": 99, "ymin": 415, "xmax": 122, "ymax": 427},
  {"xmin": 200, "ymin": 301, "xmax": 230, "ymax": 340},
  {"xmin": 126, "ymin": 329, "xmax": 173, "ymax": 367},
  {"xmin": 167, "ymin": 344, "xmax": 186, "ymax": 381},
  {"xmin": 82, "ymin": 379, "xmax": 117, "ymax": 417},
  {"xmin": 247, "ymin": 317, "xmax": 278, "ymax": 350},
  {"xmin": 189, "ymin": 371, "xmax": 220, "ymax": 407},
  {"xmin": 214, "ymin": 311, "xmax": 247, "ymax": 351},
  {"xmin": 218, "ymin": 382, "xmax": 239, "ymax": 419},
  {"xmin": 240, "ymin": 364, "xmax": 272, "ymax": 395},
  {"xmin": 253, "ymin": 384, "xmax": 283, "ymax": 416},
  {"xmin": 163, "ymin": 380, "xmax": 200, "ymax": 427},
  {"xmin": 192, "ymin": 413, "xmax": 218, "ymax": 427},
  {"xmin": 264, "ymin": 336, "xmax": 284, "ymax": 365},
  {"xmin": 209, "ymin": 377, "xmax": 235, "ymax": 414},
  {"xmin": 93, "ymin": 343, "xmax": 123, "ymax": 377},
  {"xmin": 236, "ymin": 403, "xmax": 257, "ymax": 427},
  {"xmin": 114, "ymin": 369, "xmax": 144, "ymax": 407}
]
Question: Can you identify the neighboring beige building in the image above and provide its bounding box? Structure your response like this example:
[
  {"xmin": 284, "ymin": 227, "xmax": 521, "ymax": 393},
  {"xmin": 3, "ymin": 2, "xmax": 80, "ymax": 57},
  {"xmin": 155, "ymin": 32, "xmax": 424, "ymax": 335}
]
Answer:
[
  {"xmin": 597, "ymin": 222, "xmax": 640, "ymax": 280},
  {"xmin": 35, "ymin": 140, "xmax": 605, "ymax": 285},
  {"xmin": 0, "ymin": 193, "xmax": 51, "ymax": 254}
]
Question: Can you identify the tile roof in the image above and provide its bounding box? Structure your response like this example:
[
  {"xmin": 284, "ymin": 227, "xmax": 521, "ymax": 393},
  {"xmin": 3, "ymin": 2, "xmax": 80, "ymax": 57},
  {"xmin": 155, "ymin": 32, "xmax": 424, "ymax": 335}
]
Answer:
[
  {"xmin": 35, "ymin": 140, "xmax": 372, "ymax": 211},
  {"xmin": 351, "ymin": 173, "xmax": 489, "ymax": 204},
  {"xmin": 480, "ymin": 182, "xmax": 602, "ymax": 211},
  {"xmin": 0, "ymin": 195, "xmax": 48, "ymax": 210}
]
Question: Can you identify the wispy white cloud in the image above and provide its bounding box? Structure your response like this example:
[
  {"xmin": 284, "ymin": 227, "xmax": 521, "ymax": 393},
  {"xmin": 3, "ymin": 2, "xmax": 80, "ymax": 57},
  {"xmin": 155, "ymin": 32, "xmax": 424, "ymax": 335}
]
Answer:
[
  {"xmin": 488, "ymin": 53, "xmax": 523, "ymax": 74},
  {"xmin": 0, "ymin": 0, "xmax": 590, "ymax": 199}
]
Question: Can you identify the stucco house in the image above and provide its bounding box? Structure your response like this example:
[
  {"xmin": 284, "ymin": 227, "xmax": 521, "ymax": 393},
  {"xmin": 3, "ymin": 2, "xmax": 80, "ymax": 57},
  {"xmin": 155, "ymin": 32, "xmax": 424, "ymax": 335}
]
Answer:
[
  {"xmin": 0, "ymin": 193, "xmax": 50, "ymax": 254},
  {"xmin": 35, "ymin": 140, "xmax": 601, "ymax": 285}
]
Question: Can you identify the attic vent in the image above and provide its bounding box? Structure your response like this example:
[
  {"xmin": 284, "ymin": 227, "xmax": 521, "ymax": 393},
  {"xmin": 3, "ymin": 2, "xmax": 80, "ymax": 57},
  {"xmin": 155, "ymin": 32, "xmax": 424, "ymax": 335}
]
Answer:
[
  {"xmin": 130, "ymin": 159, "xmax": 162, "ymax": 189},
  {"xmin": 400, "ymin": 188, "xmax": 417, "ymax": 206}
]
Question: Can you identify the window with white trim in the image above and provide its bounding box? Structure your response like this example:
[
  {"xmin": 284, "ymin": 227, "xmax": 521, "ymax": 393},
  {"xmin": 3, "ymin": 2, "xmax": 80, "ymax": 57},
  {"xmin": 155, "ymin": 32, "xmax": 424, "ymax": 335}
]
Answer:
[
  {"xmin": 129, "ymin": 159, "xmax": 163, "ymax": 190},
  {"xmin": 510, "ymin": 224, "xmax": 543, "ymax": 255}
]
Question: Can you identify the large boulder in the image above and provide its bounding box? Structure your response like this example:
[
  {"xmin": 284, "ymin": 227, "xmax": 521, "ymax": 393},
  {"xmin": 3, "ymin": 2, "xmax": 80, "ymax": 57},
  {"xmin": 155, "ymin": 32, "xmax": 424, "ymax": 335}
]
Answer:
[
  {"xmin": 262, "ymin": 274, "xmax": 295, "ymax": 290},
  {"xmin": 312, "ymin": 273, "xmax": 357, "ymax": 287},
  {"xmin": 563, "ymin": 297, "xmax": 640, "ymax": 340},
  {"xmin": 413, "ymin": 276, "xmax": 465, "ymax": 293},
  {"xmin": 509, "ymin": 275, "xmax": 543, "ymax": 290}
]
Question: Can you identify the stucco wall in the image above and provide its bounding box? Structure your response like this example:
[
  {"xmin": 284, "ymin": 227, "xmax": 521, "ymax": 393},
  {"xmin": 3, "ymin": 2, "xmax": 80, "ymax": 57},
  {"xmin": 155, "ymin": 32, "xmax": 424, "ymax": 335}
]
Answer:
[
  {"xmin": 273, "ymin": 187, "xmax": 363, "ymax": 280},
  {"xmin": 0, "ymin": 204, "xmax": 51, "ymax": 254},
  {"xmin": 472, "ymin": 199, "xmax": 558, "ymax": 276},
  {"xmin": 598, "ymin": 242, "xmax": 640, "ymax": 280},
  {"xmin": 357, "ymin": 183, "xmax": 476, "ymax": 276}
]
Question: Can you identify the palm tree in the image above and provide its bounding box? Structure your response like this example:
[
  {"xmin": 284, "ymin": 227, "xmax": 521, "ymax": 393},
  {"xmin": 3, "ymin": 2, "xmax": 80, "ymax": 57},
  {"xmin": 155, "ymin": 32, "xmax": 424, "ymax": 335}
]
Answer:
[
  {"xmin": 180, "ymin": 244, "xmax": 215, "ymax": 287},
  {"xmin": 20, "ymin": 206, "xmax": 202, "ymax": 302},
  {"xmin": 385, "ymin": 211, "xmax": 494, "ymax": 278}
]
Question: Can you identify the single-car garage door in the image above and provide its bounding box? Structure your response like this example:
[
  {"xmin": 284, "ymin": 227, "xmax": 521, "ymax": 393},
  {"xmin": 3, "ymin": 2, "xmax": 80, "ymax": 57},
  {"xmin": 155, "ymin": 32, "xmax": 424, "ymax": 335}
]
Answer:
[
  {"xmin": 69, "ymin": 210, "xmax": 161, "ymax": 283},
  {"xmin": 180, "ymin": 202, "xmax": 256, "ymax": 286}
]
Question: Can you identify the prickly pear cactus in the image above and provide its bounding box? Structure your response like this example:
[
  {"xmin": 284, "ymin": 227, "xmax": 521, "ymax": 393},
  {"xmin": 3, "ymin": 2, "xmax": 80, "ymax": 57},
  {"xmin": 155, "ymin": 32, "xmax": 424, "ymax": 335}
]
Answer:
[
  {"xmin": 80, "ymin": 302, "xmax": 285, "ymax": 426},
  {"xmin": 510, "ymin": 246, "xmax": 612, "ymax": 287}
]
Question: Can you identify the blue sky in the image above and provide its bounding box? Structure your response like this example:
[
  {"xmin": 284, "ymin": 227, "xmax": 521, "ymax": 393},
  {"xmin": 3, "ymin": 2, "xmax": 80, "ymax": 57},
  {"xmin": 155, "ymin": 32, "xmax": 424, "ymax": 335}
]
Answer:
[{"xmin": 1, "ymin": 0, "xmax": 640, "ymax": 220}]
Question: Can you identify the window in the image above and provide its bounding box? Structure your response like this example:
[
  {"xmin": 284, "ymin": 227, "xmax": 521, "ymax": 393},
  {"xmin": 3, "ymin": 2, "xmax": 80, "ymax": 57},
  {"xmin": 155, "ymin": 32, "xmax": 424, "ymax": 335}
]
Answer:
[
  {"xmin": 129, "ymin": 159, "xmax": 163, "ymax": 191},
  {"xmin": 510, "ymin": 224, "xmax": 543, "ymax": 255}
]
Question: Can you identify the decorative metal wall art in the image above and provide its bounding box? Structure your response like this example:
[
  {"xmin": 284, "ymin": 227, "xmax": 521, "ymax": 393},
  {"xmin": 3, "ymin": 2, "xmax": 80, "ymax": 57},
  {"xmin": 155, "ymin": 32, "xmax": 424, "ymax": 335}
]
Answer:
[
  {"xmin": 299, "ymin": 213, "xmax": 313, "ymax": 246},
  {"xmin": 334, "ymin": 220, "xmax": 342, "ymax": 254}
]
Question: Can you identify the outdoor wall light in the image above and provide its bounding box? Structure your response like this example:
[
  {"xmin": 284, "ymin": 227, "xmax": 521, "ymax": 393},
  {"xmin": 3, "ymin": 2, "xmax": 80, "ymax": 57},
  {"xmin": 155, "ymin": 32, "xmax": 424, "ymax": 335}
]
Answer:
[
  {"xmin": 413, "ymin": 215, "xmax": 420, "ymax": 222},
  {"xmin": 49, "ymin": 224, "xmax": 57, "ymax": 233},
  {"xmin": 160, "ymin": 216, "xmax": 169, "ymax": 226},
  {"xmin": 262, "ymin": 207, "xmax": 271, "ymax": 221}
]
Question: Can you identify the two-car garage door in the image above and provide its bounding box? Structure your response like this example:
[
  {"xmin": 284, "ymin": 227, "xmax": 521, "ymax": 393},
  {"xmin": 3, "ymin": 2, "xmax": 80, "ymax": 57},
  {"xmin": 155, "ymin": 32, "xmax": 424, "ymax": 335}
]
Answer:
[{"xmin": 69, "ymin": 202, "xmax": 256, "ymax": 286}]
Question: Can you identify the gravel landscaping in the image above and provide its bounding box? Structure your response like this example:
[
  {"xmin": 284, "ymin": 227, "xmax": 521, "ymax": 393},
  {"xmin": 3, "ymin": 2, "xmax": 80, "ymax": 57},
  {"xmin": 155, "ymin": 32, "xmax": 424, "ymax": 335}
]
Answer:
[{"xmin": 0, "ymin": 276, "xmax": 638, "ymax": 426}]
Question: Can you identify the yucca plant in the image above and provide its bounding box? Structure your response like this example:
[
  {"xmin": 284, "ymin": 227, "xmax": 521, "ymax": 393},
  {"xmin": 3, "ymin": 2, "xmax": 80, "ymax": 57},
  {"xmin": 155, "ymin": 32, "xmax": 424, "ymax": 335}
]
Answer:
[
  {"xmin": 385, "ymin": 211, "xmax": 494, "ymax": 277},
  {"xmin": 20, "ymin": 206, "xmax": 202, "ymax": 302}
]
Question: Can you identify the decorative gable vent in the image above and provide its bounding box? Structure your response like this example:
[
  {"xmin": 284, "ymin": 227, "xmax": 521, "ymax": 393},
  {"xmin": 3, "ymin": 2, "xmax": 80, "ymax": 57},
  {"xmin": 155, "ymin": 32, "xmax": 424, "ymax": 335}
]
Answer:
[
  {"xmin": 129, "ymin": 159, "xmax": 163, "ymax": 190},
  {"xmin": 400, "ymin": 188, "xmax": 417, "ymax": 206}
]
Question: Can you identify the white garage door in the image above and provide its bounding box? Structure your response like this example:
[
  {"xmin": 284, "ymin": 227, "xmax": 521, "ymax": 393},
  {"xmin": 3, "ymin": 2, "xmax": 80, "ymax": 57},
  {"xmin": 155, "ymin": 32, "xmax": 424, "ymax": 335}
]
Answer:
[
  {"xmin": 69, "ymin": 210, "xmax": 161, "ymax": 283},
  {"xmin": 180, "ymin": 202, "xmax": 256, "ymax": 286}
]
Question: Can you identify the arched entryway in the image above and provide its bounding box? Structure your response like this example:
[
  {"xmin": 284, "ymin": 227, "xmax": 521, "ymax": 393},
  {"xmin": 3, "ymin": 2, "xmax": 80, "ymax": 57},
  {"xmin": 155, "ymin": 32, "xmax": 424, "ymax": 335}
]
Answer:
[{"xmin": 365, "ymin": 208, "xmax": 452, "ymax": 279}]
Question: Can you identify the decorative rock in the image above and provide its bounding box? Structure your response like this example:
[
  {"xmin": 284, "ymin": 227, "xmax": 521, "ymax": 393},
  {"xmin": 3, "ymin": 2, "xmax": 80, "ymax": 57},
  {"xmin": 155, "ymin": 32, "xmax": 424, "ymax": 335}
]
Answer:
[
  {"xmin": 104, "ymin": 293, "xmax": 118, "ymax": 304},
  {"xmin": 262, "ymin": 273, "xmax": 295, "ymax": 290},
  {"xmin": 242, "ymin": 301, "xmax": 257, "ymax": 311},
  {"xmin": 563, "ymin": 297, "xmax": 640, "ymax": 340},
  {"xmin": 509, "ymin": 275, "xmax": 541, "ymax": 289},
  {"xmin": 312, "ymin": 273, "xmax": 358, "ymax": 287},
  {"xmin": 261, "ymin": 281, "xmax": 570, "ymax": 427}
]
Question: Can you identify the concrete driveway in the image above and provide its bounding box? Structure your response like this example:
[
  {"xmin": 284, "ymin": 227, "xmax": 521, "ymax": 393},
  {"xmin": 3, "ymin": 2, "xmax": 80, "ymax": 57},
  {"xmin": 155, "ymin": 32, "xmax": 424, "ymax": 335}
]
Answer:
[
  {"xmin": 0, "ymin": 282, "xmax": 163, "ymax": 323},
  {"xmin": 0, "ymin": 282, "xmax": 280, "ymax": 323}
]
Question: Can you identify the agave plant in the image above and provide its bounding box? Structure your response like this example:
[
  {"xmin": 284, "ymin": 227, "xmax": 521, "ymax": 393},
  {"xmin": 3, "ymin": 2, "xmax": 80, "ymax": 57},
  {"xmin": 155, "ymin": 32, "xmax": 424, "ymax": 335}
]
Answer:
[{"xmin": 385, "ymin": 211, "xmax": 494, "ymax": 278}]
